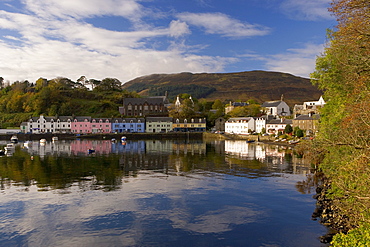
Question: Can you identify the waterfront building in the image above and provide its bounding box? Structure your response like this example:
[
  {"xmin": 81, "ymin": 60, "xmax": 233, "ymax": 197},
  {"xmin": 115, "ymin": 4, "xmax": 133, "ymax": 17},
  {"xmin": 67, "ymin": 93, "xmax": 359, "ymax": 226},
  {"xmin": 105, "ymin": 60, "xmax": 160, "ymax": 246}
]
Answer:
[
  {"xmin": 292, "ymin": 113, "xmax": 320, "ymax": 136},
  {"xmin": 265, "ymin": 118, "xmax": 293, "ymax": 135},
  {"xmin": 225, "ymin": 117, "xmax": 255, "ymax": 135},
  {"xmin": 111, "ymin": 118, "xmax": 145, "ymax": 133},
  {"xmin": 71, "ymin": 116, "xmax": 92, "ymax": 134},
  {"xmin": 145, "ymin": 117, "xmax": 173, "ymax": 133},
  {"xmin": 172, "ymin": 118, "xmax": 206, "ymax": 132},
  {"xmin": 91, "ymin": 118, "xmax": 112, "ymax": 133}
]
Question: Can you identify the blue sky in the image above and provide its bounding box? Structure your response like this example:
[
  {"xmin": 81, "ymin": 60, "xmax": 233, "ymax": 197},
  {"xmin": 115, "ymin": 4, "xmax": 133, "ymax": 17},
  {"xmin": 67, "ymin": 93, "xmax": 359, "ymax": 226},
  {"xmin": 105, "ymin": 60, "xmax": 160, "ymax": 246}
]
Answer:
[{"xmin": 0, "ymin": 0, "xmax": 335, "ymax": 84}]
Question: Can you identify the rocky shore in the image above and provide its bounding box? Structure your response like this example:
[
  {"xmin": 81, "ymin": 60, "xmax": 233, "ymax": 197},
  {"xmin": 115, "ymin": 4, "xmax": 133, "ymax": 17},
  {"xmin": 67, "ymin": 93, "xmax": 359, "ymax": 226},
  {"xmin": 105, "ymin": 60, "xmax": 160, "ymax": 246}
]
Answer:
[{"xmin": 311, "ymin": 173, "xmax": 355, "ymax": 244}]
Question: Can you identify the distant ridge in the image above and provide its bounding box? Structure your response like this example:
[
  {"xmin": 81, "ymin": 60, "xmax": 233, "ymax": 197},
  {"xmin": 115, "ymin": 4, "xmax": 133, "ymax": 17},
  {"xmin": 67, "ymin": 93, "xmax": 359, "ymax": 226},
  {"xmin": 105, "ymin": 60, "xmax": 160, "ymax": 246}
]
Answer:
[{"xmin": 122, "ymin": 70, "xmax": 322, "ymax": 106}]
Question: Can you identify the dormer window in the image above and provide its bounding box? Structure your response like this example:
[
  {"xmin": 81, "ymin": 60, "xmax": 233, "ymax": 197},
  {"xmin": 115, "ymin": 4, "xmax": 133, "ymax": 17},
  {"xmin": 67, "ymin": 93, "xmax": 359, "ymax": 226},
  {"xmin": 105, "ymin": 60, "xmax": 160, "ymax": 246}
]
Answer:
[{"xmin": 184, "ymin": 119, "xmax": 187, "ymax": 123}]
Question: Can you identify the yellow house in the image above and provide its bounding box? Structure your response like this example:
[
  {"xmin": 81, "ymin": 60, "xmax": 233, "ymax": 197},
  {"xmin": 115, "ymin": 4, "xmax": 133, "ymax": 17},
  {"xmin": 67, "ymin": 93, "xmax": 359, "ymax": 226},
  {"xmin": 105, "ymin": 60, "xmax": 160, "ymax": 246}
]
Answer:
[{"xmin": 173, "ymin": 118, "xmax": 206, "ymax": 132}]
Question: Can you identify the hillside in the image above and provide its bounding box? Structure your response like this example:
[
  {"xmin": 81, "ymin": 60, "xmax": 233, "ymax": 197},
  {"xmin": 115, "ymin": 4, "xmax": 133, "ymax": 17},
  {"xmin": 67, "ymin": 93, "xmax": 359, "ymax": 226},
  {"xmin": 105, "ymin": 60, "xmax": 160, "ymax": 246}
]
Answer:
[{"xmin": 122, "ymin": 70, "xmax": 322, "ymax": 106}]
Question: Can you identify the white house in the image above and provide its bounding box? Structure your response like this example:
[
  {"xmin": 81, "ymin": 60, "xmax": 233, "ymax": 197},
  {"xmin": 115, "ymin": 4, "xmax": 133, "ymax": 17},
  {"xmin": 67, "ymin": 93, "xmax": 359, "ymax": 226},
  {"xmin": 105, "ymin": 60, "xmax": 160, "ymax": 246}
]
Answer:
[
  {"xmin": 303, "ymin": 96, "xmax": 326, "ymax": 110},
  {"xmin": 293, "ymin": 96, "xmax": 326, "ymax": 116},
  {"xmin": 261, "ymin": 96, "xmax": 290, "ymax": 117},
  {"xmin": 225, "ymin": 117, "xmax": 255, "ymax": 135},
  {"xmin": 27, "ymin": 115, "xmax": 73, "ymax": 133},
  {"xmin": 265, "ymin": 118, "xmax": 293, "ymax": 134},
  {"xmin": 27, "ymin": 115, "xmax": 56, "ymax": 133},
  {"xmin": 255, "ymin": 116, "xmax": 266, "ymax": 133},
  {"xmin": 54, "ymin": 116, "xmax": 73, "ymax": 133}
]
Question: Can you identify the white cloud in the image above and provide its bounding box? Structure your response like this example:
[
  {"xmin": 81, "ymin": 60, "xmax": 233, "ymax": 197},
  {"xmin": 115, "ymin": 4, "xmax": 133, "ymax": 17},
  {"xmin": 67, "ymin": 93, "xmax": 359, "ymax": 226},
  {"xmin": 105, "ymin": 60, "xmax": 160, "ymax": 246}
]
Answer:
[
  {"xmin": 261, "ymin": 43, "xmax": 325, "ymax": 78},
  {"xmin": 0, "ymin": 1, "xmax": 234, "ymax": 83},
  {"xmin": 169, "ymin": 20, "xmax": 191, "ymax": 38},
  {"xmin": 23, "ymin": 0, "xmax": 143, "ymax": 19},
  {"xmin": 280, "ymin": 0, "xmax": 332, "ymax": 21},
  {"xmin": 177, "ymin": 12, "xmax": 270, "ymax": 38}
]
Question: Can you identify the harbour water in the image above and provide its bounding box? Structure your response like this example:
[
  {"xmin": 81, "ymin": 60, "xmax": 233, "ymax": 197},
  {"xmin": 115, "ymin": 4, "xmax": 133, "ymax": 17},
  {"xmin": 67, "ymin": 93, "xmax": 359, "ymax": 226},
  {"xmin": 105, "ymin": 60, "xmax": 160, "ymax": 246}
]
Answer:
[{"xmin": 0, "ymin": 139, "xmax": 328, "ymax": 246}]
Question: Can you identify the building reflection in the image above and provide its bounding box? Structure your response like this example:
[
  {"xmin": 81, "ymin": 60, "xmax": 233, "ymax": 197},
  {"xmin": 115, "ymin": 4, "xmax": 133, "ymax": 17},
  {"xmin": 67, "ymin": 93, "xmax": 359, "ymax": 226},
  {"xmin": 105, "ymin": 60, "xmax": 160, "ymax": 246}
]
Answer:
[
  {"xmin": 224, "ymin": 140, "xmax": 313, "ymax": 175},
  {"xmin": 18, "ymin": 139, "xmax": 312, "ymax": 175}
]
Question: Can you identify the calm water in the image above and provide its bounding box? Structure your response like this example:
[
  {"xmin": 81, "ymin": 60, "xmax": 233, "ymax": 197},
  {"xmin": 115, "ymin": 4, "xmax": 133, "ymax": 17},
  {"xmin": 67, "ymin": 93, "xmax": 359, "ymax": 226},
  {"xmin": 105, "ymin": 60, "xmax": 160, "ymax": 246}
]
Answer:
[{"xmin": 0, "ymin": 139, "xmax": 328, "ymax": 247}]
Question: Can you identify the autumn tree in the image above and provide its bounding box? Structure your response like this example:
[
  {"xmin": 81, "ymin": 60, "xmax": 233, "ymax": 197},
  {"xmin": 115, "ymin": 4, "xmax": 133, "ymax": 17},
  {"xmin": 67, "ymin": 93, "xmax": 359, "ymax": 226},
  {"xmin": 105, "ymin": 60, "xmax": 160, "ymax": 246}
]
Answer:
[{"xmin": 310, "ymin": 0, "xmax": 370, "ymax": 243}]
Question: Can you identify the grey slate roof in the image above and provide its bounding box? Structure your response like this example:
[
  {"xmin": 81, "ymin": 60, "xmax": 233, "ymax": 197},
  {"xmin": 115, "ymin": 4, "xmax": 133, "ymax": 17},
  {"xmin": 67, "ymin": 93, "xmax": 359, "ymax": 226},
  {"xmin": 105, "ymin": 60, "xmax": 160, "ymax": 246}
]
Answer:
[
  {"xmin": 294, "ymin": 114, "xmax": 320, "ymax": 120},
  {"xmin": 123, "ymin": 97, "xmax": 166, "ymax": 105},
  {"xmin": 261, "ymin": 101, "xmax": 283, "ymax": 107},
  {"xmin": 267, "ymin": 119, "xmax": 293, "ymax": 124}
]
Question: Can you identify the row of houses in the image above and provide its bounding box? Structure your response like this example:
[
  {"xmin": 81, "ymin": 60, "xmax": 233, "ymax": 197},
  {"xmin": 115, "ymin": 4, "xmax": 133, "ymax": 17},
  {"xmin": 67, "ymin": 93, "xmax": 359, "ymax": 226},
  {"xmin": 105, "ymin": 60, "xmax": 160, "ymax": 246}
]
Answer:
[
  {"xmin": 20, "ymin": 115, "xmax": 206, "ymax": 134},
  {"xmin": 224, "ymin": 96, "xmax": 325, "ymax": 136},
  {"xmin": 225, "ymin": 113, "xmax": 320, "ymax": 136}
]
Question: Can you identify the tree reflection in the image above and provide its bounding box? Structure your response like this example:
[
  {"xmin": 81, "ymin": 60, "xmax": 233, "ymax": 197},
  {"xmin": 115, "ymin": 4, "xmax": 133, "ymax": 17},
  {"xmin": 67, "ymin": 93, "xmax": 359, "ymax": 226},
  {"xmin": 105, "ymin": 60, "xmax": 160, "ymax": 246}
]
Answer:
[{"xmin": 0, "ymin": 140, "xmax": 316, "ymax": 193}]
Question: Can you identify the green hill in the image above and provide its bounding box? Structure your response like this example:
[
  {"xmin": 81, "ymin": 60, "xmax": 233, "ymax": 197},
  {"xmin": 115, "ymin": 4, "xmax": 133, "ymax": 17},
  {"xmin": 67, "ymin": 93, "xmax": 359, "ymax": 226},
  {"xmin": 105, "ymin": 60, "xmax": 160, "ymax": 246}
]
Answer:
[{"xmin": 122, "ymin": 70, "xmax": 322, "ymax": 106}]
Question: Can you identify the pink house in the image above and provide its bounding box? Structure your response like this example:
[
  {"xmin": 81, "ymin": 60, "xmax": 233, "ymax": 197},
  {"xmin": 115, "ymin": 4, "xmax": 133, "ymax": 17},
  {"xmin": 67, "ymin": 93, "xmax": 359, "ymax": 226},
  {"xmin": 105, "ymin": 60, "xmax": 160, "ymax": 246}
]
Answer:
[
  {"xmin": 91, "ymin": 118, "xmax": 111, "ymax": 133},
  {"xmin": 71, "ymin": 116, "xmax": 92, "ymax": 134}
]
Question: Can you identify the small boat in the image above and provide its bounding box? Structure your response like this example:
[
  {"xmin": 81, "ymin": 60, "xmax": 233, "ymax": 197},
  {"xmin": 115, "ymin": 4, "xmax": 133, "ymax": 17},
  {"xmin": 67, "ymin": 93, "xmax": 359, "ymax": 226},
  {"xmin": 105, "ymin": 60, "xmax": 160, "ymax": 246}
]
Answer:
[
  {"xmin": 111, "ymin": 138, "xmax": 116, "ymax": 142},
  {"xmin": 246, "ymin": 140, "xmax": 255, "ymax": 143},
  {"xmin": 288, "ymin": 140, "xmax": 300, "ymax": 145},
  {"xmin": 121, "ymin": 136, "xmax": 127, "ymax": 142},
  {"xmin": 24, "ymin": 141, "xmax": 33, "ymax": 147},
  {"xmin": 10, "ymin": 135, "xmax": 18, "ymax": 143},
  {"xmin": 52, "ymin": 136, "xmax": 58, "ymax": 142},
  {"xmin": 40, "ymin": 139, "xmax": 46, "ymax": 143},
  {"xmin": 4, "ymin": 143, "xmax": 15, "ymax": 151},
  {"xmin": 88, "ymin": 149, "xmax": 95, "ymax": 154}
]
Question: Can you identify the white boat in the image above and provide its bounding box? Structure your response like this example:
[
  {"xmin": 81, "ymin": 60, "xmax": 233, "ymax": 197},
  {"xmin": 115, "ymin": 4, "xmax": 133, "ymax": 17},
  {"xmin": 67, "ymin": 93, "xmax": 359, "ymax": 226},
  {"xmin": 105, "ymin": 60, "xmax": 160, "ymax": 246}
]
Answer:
[
  {"xmin": 4, "ymin": 143, "xmax": 15, "ymax": 152},
  {"xmin": 40, "ymin": 139, "xmax": 47, "ymax": 144},
  {"xmin": 121, "ymin": 136, "xmax": 127, "ymax": 142},
  {"xmin": 24, "ymin": 141, "xmax": 33, "ymax": 147},
  {"xmin": 52, "ymin": 136, "xmax": 58, "ymax": 142},
  {"xmin": 10, "ymin": 135, "xmax": 18, "ymax": 143},
  {"xmin": 4, "ymin": 143, "xmax": 15, "ymax": 155}
]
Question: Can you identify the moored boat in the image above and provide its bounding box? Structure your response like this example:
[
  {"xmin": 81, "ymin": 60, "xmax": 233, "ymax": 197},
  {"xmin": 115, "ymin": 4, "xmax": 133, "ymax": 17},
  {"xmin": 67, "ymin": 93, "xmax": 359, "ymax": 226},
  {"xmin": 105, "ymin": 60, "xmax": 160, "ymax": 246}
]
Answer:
[
  {"xmin": 88, "ymin": 149, "xmax": 95, "ymax": 154},
  {"xmin": 121, "ymin": 136, "xmax": 127, "ymax": 142},
  {"xmin": 10, "ymin": 135, "xmax": 18, "ymax": 143},
  {"xmin": 5, "ymin": 143, "xmax": 15, "ymax": 151},
  {"xmin": 52, "ymin": 136, "xmax": 58, "ymax": 142},
  {"xmin": 24, "ymin": 141, "xmax": 33, "ymax": 147}
]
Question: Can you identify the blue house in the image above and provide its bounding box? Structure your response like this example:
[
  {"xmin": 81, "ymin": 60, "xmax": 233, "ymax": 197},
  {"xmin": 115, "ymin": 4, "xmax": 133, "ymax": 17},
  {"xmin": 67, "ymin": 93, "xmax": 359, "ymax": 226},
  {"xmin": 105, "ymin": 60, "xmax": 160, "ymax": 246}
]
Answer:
[{"xmin": 111, "ymin": 118, "xmax": 145, "ymax": 133}]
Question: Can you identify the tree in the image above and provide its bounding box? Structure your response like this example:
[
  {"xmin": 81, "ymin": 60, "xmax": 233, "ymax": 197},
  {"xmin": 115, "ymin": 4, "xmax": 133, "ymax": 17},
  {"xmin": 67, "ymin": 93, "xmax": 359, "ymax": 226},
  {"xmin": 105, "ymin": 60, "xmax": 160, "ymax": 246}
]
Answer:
[
  {"xmin": 284, "ymin": 124, "xmax": 293, "ymax": 134},
  {"xmin": 295, "ymin": 129, "xmax": 304, "ymax": 138},
  {"xmin": 310, "ymin": 0, "xmax": 370, "ymax": 243},
  {"xmin": 93, "ymin": 78, "xmax": 122, "ymax": 92}
]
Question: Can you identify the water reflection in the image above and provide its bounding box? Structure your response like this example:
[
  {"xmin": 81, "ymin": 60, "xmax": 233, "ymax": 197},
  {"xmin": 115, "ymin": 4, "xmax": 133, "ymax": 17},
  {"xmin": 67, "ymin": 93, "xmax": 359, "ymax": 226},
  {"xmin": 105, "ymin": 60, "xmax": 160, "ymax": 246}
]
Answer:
[
  {"xmin": 0, "ymin": 139, "xmax": 327, "ymax": 247},
  {"xmin": 0, "ymin": 139, "xmax": 316, "ymax": 191}
]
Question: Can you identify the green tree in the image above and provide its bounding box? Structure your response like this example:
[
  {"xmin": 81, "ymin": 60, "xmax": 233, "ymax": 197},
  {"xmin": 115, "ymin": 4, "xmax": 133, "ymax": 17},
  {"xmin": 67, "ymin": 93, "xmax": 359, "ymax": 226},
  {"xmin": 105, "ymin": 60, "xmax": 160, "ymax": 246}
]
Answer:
[
  {"xmin": 284, "ymin": 124, "xmax": 293, "ymax": 134},
  {"xmin": 93, "ymin": 78, "xmax": 122, "ymax": 92},
  {"xmin": 310, "ymin": 0, "xmax": 370, "ymax": 243}
]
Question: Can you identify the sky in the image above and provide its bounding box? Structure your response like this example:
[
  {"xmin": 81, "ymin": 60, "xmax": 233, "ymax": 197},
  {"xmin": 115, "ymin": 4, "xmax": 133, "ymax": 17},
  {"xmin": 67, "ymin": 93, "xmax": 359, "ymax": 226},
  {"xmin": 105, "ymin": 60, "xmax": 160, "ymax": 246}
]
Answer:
[{"xmin": 0, "ymin": 0, "xmax": 336, "ymax": 84}]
